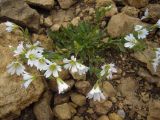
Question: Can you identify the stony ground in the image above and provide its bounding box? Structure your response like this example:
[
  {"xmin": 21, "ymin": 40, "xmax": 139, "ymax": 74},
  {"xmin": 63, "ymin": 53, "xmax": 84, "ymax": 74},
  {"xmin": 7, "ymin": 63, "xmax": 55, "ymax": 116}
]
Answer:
[{"xmin": 0, "ymin": 0, "xmax": 160, "ymax": 120}]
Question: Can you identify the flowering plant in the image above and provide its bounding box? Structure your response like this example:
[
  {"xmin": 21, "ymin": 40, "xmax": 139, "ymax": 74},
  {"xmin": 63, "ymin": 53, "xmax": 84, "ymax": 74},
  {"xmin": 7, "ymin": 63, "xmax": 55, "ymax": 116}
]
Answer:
[{"xmin": 5, "ymin": 8, "xmax": 160, "ymax": 101}]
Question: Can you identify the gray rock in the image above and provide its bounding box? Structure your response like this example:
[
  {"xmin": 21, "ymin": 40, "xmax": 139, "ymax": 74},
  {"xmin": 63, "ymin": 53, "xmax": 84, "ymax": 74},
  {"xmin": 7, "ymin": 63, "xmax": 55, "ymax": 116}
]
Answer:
[
  {"xmin": 26, "ymin": 0, "xmax": 54, "ymax": 10},
  {"xmin": 0, "ymin": 23, "xmax": 44, "ymax": 119},
  {"xmin": 125, "ymin": 0, "xmax": 148, "ymax": 8},
  {"xmin": 102, "ymin": 81, "xmax": 116, "ymax": 97},
  {"xmin": 54, "ymin": 103, "xmax": 72, "ymax": 120},
  {"xmin": 146, "ymin": 4, "xmax": 160, "ymax": 22},
  {"xmin": 51, "ymin": 8, "xmax": 74, "ymax": 28},
  {"xmin": 121, "ymin": 6, "xmax": 139, "ymax": 17},
  {"xmin": 57, "ymin": 0, "xmax": 77, "ymax": 9},
  {"xmin": 108, "ymin": 113, "xmax": 123, "ymax": 120},
  {"xmin": 117, "ymin": 109, "xmax": 126, "ymax": 119},
  {"xmin": 0, "ymin": 0, "xmax": 40, "ymax": 31},
  {"xmin": 98, "ymin": 115, "xmax": 109, "ymax": 120},
  {"xmin": 147, "ymin": 100, "xmax": 160, "ymax": 120},
  {"xmin": 33, "ymin": 91, "xmax": 53, "ymax": 120},
  {"xmin": 107, "ymin": 13, "xmax": 145, "ymax": 38},
  {"xmin": 71, "ymin": 93, "xmax": 86, "ymax": 106},
  {"xmin": 132, "ymin": 42, "xmax": 160, "ymax": 77},
  {"xmin": 96, "ymin": 0, "xmax": 118, "ymax": 17},
  {"xmin": 75, "ymin": 81, "xmax": 91, "ymax": 94},
  {"xmin": 92, "ymin": 100, "xmax": 113, "ymax": 115}
]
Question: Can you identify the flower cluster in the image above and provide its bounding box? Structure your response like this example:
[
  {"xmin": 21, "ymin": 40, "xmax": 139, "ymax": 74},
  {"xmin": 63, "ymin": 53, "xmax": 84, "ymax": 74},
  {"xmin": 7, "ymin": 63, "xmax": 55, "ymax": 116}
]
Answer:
[
  {"xmin": 100, "ymin": 63, "xmax": 117, "ymax": 79},
  {"xmin": 124, "ymin": 25, "xmax": 148, "ymax": 49},
  {"xmin": 87, "ymin": 84, "xmax": 105, "ymax": 101},
  {"xmin": 5, "ymin": 21, "xmax": 118, "ymax": 102},
  {"xmin": 63, "ymin": 56, "xmax": 89, "ymax": 75},
  {"xmin": 7, "ymin": 40, "xmax": 71, "ymax": 93},
  {"xmin": 5, "ymin": 22, "xmax": 90, "ymax": 94},
  {"xmin": 87, "ymin": 63, "xmax": 117, "ymax": 101},
  {"xmin": 124, "ymin": 19, "xmax": 160, "ymax": 50}
]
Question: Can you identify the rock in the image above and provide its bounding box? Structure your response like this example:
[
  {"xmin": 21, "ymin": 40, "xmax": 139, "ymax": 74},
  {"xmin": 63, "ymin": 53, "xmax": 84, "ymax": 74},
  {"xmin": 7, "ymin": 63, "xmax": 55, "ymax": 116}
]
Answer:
[
  {"xmin": 0, "ymin": 0, "xmax": 40, "ymax": 31},
  {"xmin": 51, "ymin": 8, "xmax": 74, "ymax": 28},
  {"xmin": 98, "ymin": 115, "xmax": 109, "ymax": 120},
  {"xmin": 59, "ymin": 70, "xmax": 70, "ymax": 80},
  {"xmin": 54, "ymin": 93, "xmax": 70, "ymax": 105},
  {"xmin": 87, "ymin": 108, "xmax": 94, "ymax": 114},
  {"xmin": 117, "ymin": 109, "xmax": 126, "ymax": 119},
  {"xmin": 118, "ymin": 77, "xmax": 146, "ymax": 116},
  {"xmin": 138, "ymin": 68, "xmax": 160, "ymax": 86},
  {"xmin": 71, "ymin": 93, "xmax": 86, "ymax": 106},
  {"xmin": 48, "ymin": 79, "xmax": 57, "ymax": 92},
  {"xmin": 68, "ymin": 102, "xmax": 78, "ymax": 108},
  {"xmin": 31, "ymin": 34, "xmax": 53, "ymax": 51},
  {"xmin": 84, "ymin": 0, "xmax": 95, "ymax": 4},
  {"xmin": 147, "ymin": 100, "xmax": 160, "ymax": 120},
  {"xmin": 40, "ymin": 15, "xmax": 44, "ymax": 25},
  {"xmin": 71, "ymin": 72, "xmax": 86, "ymax": 81},
  {"xmin": 33, "ymin": 91, "xmax": 53, "ymax": 120},
  {"xmin": 77, "ymin": 106, "xmax": 87, "ymax": 114},
  {"xmin": 121, "ymin": 6, "xmax": 139, "ymax": 17},
  {"xmin": 73, "ymin": 116, "xmax": 84, "ymax": 120},
  {"xmin": 107, "ymin": 13, "xmax": 145, "ymax": 38},
  {"xmin": 108, "ymin": 113, "xmax": 123, "ymax": 120},
  {"xmin": 58, "ymin": 0, "xmax": 77, "ymax": 9},
  {"xmin": 146, "ymin": 4, "xmax": 160, "ymax": 23},
  {"xmin": 51, "ymin": 24, "xmax": 61, "ymax": 31},
  {"xmin": 96, "ymin": 0, "xmax": 118, "ymax": 17},
  {"xmin": 66, "ymin": 79, "xmax": 75, "ymax": 90},
  {"xmin": 44, "ymin": 16, "xmax": 53, "ymax": 27},
  {"xmin": 71, "ymin": 17, "xmax": 80, "ymax": 26},
  {"xmin": 75, "ymin": 81, "xmax": 91, "ymax": 94},
  {"xmin": 102, "ymin": 81, "xmax": 116, "ymax": 97},
  {"xmin": 118, "ymin": 77, "xmax": 138, "ymax": 97},
  {"xmin": 0, "ymin": 23, "xmax": 44, "ymax": 119},
  {"xmin": 132, "ymin": 42, "xmax": 160, "ymax": 77},
  {"xmin": 125, "ymin": 0, "xmax": 148, "ymax": 8},
  {"xmin": 68, "ymin": 103, "xmax": 77, "ymax": 116},
  {"xmin": 92, "ymin": 100, "xmax": 112, "ymax": 115},
  {"xmin": 26, "ymin": 0, "xmax": 54, "ymax": 10},
  {"xmin": 54, "ymin": 103, "xmax": 71, "ymax": 120}
]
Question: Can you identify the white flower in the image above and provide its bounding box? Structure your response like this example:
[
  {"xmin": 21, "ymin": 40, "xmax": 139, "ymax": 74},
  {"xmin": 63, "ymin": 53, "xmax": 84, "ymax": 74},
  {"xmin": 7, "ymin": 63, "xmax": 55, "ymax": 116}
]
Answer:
[
  {"xmin": 155, "ymin": 48, "xmax": 160, "ymax": 58},
  {"xmin": 56, "ymin": 77, "xmax": 69, "ymax": 94},
  {"xmin": 141, "ymin": 8, "xmax": 149, "ymax": 20},
  {"xmin": 87, "ymin": 84, "xmax": 105, "ymax": 101},
  {"xmin": 156, "ymin": 19, "xmax": 160, "ymax": 28},
  {"xmin": 100, "ymin": 63, "xmax": 117, "ymax": 79},
  {"xmin": 14, "ymin": 42, "xmax": 25, "ymax": 56},
  {"xmin": 77, "ymin": 64, "xmax": 89, "ymax": 75},
  {"xmin": 22, "ymin": 72, "xmax": 35, "ymax": 89},
  {"xmin": 26, "ymin": 41, "xmax": 44, "ymax": 53},
  {"xmin": 35, "ymin": 57, "xmax": 50, "ymax": 71},
  {"xmin": 134, "ymin": 25, "xmax": 149, "ymax": 39},
  {"xmin": 137, "ymin": 28, "xmax": 149, "ymax": 39},
  {"xmin": 5, "ymin": 21, "xmax": 15, "ymax": 32},
  {"xmin": 44, "ymin": 62, "xmax": 62, "ymax": 78},
  {"xmin": 7, "ymin": 61, "xmax": 25, "ymax": 76},
  {"xmin": 105, "ymin": 5, "xmax": 112, "ymax": 10},
  {"xmin": 152, "ymin": 48, "xmax": 160, "ymax": 72},
  {"xmin": 25, "ymin": 50, "xmax": 42, "ymax": 67},
  {"xmin": 135, "ymin": 25, "xmax": 143, "ymax": 31},
  {"xmin": 63, "ymin": 56, "xmax": 88, "ymax": 75},
  {"xmin": 152, "ymin": 58, "xmax": 159, "ymax": 72},
  {"xmin": 124, "ymin": 34, "xmax": 138, "ymax": 48}
]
